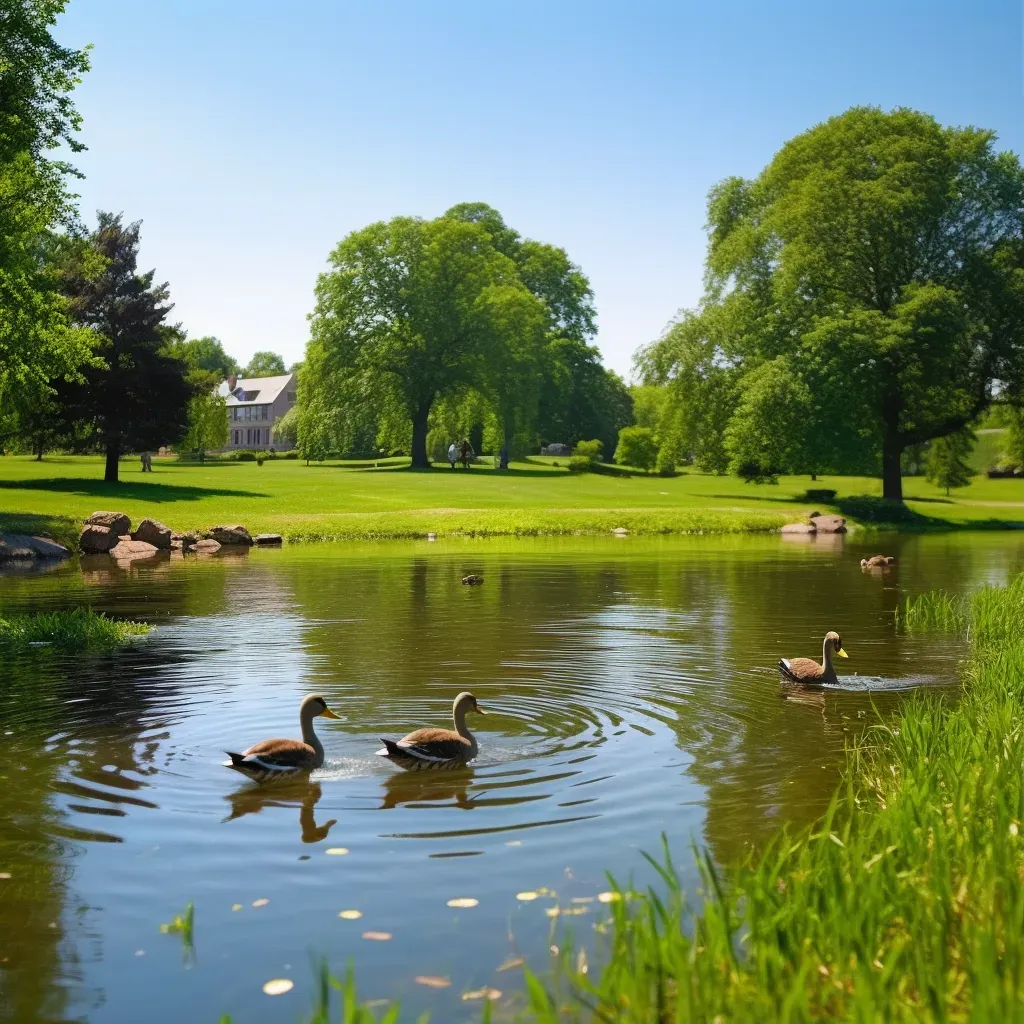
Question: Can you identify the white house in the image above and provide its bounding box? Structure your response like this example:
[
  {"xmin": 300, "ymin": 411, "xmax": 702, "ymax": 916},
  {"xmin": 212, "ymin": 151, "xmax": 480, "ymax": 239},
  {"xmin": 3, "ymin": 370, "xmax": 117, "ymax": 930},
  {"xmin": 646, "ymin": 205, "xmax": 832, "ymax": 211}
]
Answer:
[{"xmin": 221, "ymin": 373, "xmax": 297, "ymax": 449}]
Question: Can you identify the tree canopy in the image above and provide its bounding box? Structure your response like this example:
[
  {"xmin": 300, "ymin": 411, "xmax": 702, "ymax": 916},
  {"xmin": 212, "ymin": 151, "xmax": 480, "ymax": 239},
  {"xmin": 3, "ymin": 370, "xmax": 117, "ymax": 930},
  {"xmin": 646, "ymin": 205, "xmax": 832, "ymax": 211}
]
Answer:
[
  {"xmin": 175, "ymin": 336, "xmax": 239, "ymax": 378},
  {"xmin": 244, "ymin": 350, "xmax": 286, "ymax": 377},
  {"xmin": 54, "ymin": 213, "xmax": 195, "ymax": 481},
  {"xmin": 640, "ymin": 107, "xmax": 1024, "ymax": 500}
]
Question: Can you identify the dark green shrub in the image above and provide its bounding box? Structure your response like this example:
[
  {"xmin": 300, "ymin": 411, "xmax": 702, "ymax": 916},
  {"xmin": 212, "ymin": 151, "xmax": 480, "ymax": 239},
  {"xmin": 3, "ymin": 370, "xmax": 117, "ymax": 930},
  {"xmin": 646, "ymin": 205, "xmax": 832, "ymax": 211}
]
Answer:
[
  {"xmin": 568, "ymin": 455, "xmax": 593, "ymax": 473},
  {"xmin": 804, "ymin": 488, "xmax": 837, "ymax": 502},
  {"xmin": 236, "ymin": 451, "xmax": 256, "ymax": 462}
]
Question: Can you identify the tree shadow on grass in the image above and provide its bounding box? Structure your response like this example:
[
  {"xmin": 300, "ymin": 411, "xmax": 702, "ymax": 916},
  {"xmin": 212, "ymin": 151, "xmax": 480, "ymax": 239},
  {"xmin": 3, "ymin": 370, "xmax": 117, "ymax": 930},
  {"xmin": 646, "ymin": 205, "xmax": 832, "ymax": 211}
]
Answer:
[{"xmin": 0, "ymin": 477, "xmax": 267, "ymax": 502}]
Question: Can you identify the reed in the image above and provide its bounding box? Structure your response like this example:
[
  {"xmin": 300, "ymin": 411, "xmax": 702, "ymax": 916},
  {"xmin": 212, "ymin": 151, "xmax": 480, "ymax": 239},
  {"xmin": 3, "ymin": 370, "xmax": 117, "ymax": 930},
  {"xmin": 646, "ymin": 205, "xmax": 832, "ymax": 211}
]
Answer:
[
  {"xmin": 0, "ymin": 607, "xmax": 150, "ymax": 651},
  {"xmin": 524, "ymin": 570, "xmax": 1024, "ymax": 1021}
]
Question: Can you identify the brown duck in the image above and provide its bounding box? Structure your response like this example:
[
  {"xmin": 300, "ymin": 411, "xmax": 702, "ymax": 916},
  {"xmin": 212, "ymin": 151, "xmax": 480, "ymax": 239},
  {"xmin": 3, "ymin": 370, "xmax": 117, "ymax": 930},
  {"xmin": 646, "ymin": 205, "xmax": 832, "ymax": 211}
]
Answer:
[
  {"xmin": 778, "ymin": 631, "xmax": 848, "ymax": 685},
  {"xmin": 224, "ymin": 693, "xmax": 341, "ymax": 780},
  {"xmin": 377, "ymin": 691, "xmax": 485, "ymax": 770}
]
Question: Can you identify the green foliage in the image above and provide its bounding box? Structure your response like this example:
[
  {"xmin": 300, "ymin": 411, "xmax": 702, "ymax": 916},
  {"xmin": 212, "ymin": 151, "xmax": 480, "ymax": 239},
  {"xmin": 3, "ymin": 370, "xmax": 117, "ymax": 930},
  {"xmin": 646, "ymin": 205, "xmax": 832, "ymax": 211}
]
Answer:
[
  {"xmin": 654, "ymin": 444, "xmax": 676, "ymax": 477},
  {"xmin": 181, "ymin": 375, "xmax": 228, "ymax": 460},
  {"xmin": 0, "ymin": 607, "xmax": 150, "ymax": 652},
  {"xmin": 0, "ymin": 1, "xmax": 93, "ymax": 407},
  {"xmin": 174, "ymin": 336, "xmax": 239, "ymax": 378},
  {"xmin": 1002, "ymin": 406, "xmax": 1024, "ymax": 469},
  {"xmin": 629, "ymin": 384, "xmax": 668, "ymax": 430},
  {"xmin": 641, "ymin": 107, "xmax": 1024, "ymax": 501},
  {"xmin": 528, "ymin": 573, "xmax": 1024, "ymax": 1022},
  {"xmin": 243, "ymin": 350, "xmax": 286, "ymax": 377},
  {"xmin": 53, "ymin": 213, "xmax": 197, "ymax": 482},
  {"xmin": 615, "ymin": 426, "xmax": 659, "ymax": 472},
  {"xmin": 926, "ymin": 427, "xmax": 975, "ymax": 494},
  {"xmin": 272, "ymin": 403, "xmax": 298, "ymax": 449},
  {"xmin": 572, "ymin": 439, "xmax": 603, "ymax": 461}
]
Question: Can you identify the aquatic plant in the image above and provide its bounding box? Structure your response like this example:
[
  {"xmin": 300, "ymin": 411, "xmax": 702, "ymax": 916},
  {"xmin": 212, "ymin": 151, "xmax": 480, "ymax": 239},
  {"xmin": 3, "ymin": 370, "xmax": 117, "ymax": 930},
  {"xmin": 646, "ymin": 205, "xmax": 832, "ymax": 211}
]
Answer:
[
  {"xmin": 0, "ymin": 607, "xmax": 150, "ymax": 652},
  {"xmin": 159, "ymin": 901, "xmax": 195, "ymax": 962},
  {"xmin": 522, "ymin": 570, "xmax": 1024, "ymax": 1021}
]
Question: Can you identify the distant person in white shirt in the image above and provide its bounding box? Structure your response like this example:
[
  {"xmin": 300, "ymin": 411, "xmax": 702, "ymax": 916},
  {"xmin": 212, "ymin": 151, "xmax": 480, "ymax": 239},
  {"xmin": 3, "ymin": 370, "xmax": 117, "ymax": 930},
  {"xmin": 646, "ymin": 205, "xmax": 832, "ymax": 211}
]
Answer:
[{"xmin": 447, "ymin": 442, "xmax": 457, "ymax": 470}]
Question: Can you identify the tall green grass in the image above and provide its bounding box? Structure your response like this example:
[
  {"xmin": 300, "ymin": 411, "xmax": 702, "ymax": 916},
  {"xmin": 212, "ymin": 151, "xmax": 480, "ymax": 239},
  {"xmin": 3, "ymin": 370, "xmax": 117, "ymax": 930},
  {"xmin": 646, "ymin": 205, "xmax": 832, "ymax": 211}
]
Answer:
[
  {"xmin": 0, "ymin": 607, "xmax": 150, "ymax": 652},
  {"xmin": 522, "ymin": 572, "xmax": 1024, "ymax": 1021}
]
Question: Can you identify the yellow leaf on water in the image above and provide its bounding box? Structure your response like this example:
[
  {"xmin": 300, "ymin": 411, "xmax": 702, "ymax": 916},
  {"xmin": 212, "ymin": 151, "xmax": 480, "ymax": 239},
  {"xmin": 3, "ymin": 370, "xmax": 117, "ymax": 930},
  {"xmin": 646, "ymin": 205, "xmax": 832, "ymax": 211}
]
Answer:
[
  {"xmin": 462, "ymin": 987, "xmax": 502, "ymax": 1001},
  {"xmin": 414, "ymin": 975, "xmax": 451, "ymax": 989},
  {"xmin": 545, "ymin": 907, "xmax": 561, "ymax": 918},
  {"xmin": 325, "ymin": 847, "xmax": 349, "ymax": 856},
  {"xmin": 262, "ymin": 979, "xmax": 293, "ymax": 996},
  {"xmin": 362, "ymin": 931, "xmax": 392, "ymax": 941},
  {"xmin": 447, "ymin": 897, "xmax": 479, "ymax": 908},
  {"xmin": 516, "ymin": 891, "xmax": 539, "ymax": 901},
  {"xmin": 0, "ymin": 872, "xmax": 11, "ymax": 880},
  {"xmin": 497, "ymin": 956, "xmax": 524, "ymax": 972},
  {"xmin": 231, "ymin": 904, "xmax": 243, "ymax": 912},
  {"xmin": 571, "ymin": 896, "xmax": 594, "ymax": 904},
  {"xmin": 252, "ymin": 898, "xmax": 270, "ymax": 908},
  {"xmin": 338, "ymin": 910, "xmax": 363, "ymax": 920},
  {"xmin": 596, "ymin": 891, "xmax": 621, "ymax": 904}
]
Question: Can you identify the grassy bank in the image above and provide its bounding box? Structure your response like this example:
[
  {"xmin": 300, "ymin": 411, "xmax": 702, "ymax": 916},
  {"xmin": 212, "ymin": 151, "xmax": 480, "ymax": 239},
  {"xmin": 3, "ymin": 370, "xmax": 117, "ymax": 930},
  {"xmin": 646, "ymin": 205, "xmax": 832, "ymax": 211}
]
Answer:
[
  {"xmin": 519, "ymin": 572, "xmax": 1024, "ymax": 1021},
  {"xmin": 0, "ymin": 455, "xmax": 1020, "ymax": 543},
  {"xmin": 0, "ymin": 607, "xmax": 150, "ymax": 652}
]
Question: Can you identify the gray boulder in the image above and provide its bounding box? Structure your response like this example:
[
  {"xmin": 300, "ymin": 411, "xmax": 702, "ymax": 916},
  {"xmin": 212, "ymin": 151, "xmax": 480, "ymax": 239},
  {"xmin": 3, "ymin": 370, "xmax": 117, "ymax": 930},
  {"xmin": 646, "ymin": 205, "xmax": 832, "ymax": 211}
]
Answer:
[
  {"xmin": 193, "ymin": 538, "xmax": 222, "ymax": 554},
  {"xmin": 254, "ymin": 533, "xmax": 283, "ymax": 546},
  {"xmin": 0, "ymin": 533, "xmax": 72, "ymax": 561},
  {"xmin": 86, "ymin": 511, "xmax": 131, "ymax": 536},
  {"xmin": 206, "ymin": 524, "xmax": 253, "ymax": 546},
  {"xmin": 109, "ymin": 539, "xmax": 159, "ymax": 560},
  {"xmin": 80, "ymin": 524, "xmax": 120, "ymax": 554},
  {"xmin": 132, "ymin": 518, "xmax": 172, "ymax": 549}
]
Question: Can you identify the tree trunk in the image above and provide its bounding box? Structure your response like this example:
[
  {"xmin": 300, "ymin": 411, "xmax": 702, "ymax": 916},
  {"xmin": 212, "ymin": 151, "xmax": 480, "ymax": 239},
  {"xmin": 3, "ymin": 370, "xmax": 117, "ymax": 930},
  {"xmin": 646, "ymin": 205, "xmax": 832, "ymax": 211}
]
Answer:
[
  {"xmin": 104, "ymin": 443, "xmax": 120, "ymax": 483},
  {"xmin": 410, "ymin": 402, "xmax": 431, "ymax": 469},
  {"xmin": 881, "ymin": 430, "xmax": 903, "ymax": 502}
]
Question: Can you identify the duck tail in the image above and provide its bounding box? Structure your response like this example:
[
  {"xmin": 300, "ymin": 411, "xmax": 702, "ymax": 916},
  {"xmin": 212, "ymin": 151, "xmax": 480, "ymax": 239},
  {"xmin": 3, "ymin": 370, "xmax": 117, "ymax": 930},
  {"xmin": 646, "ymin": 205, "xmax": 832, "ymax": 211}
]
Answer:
[
  {"xmin": 224, "ymin": 751, "xmax": 250, "ymax": 770},
  {"xmin": 378, "ymin": 738, "xmax": 403, "ymax": 759},
  {"xmin": 778, "ymin": 659, "xmax": 797, "ymax": 682}
]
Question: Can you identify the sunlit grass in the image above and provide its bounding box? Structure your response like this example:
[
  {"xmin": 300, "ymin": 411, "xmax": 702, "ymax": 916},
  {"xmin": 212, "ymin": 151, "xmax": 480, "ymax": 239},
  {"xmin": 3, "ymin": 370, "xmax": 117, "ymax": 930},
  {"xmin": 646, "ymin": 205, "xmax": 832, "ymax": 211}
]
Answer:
[
  {"xmin": 0, "ymin": 607, "xmax": 150, "ymax": 652},
  {"xmin": 521, "ymin": 571, "xmax": 1024, "ymax": 1021}
]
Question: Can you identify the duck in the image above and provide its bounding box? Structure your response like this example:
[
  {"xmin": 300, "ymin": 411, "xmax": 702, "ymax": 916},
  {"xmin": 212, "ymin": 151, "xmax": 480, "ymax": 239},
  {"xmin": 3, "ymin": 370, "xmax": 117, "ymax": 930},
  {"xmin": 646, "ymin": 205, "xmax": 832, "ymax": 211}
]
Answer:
[
  {"xmin": 377, "ymin": 691, "xmax": 486, "ymax": 770},
  {"xmin": 860, "ymin": 555, "xmax": 896, "ymax": 568},
  {"xmin": 223, "ymin": 693, "xmax": 341, "ymax": 780},
  {"xmin": 462, "ymin": 574, "xmax": 484, "ymax": 586},
  {"xmin": 778, "ymin": 631, "xmax": 848, "ymax": 685}
]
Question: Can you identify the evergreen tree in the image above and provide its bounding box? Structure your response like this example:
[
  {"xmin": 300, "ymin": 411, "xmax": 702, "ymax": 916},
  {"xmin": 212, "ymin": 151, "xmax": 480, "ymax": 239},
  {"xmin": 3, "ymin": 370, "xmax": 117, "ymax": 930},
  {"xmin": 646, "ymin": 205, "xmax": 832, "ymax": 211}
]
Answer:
[
  {"xmin": 926, "ymin": 428, "xmax": 975, "ymax": 495},
  {"xmin": 55, "ymin": 212, "xmax": 195, "ymax": 482}
]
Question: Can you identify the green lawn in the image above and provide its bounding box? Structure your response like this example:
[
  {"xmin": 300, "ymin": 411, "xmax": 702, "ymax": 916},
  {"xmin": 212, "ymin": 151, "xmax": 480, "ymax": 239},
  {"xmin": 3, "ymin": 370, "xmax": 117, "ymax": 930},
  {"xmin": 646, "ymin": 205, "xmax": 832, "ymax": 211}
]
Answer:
[{"xmin": 0, "ymin": 454, "xmax": 1020, "ymax": 544}]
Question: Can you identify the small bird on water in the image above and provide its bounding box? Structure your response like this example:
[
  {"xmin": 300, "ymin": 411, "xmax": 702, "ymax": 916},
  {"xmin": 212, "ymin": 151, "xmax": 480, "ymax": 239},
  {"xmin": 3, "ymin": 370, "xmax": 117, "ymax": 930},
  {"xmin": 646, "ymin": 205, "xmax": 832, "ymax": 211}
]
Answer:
[
  {"xmin": 779, "ymin": 631, "xmax": 849, "ymax": 685},
  {"xmin": 462, "ymin": 574, "xmax": 484, "ymax": 586},
  {"xmin": 377, "ymin": 691, "xmax": 486, "ymax": 770},
  {"xmin": 223, "ymin": 693, "xmax": 341, "ymax": 780}
]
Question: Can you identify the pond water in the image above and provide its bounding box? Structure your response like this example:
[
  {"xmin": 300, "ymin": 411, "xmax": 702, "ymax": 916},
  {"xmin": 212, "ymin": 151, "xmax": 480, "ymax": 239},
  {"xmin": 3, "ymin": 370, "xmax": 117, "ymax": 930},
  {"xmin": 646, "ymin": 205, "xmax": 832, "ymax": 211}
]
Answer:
[{"xmin": 2, "ymin": 531, "xmax": 1024, "ymax": 1023}]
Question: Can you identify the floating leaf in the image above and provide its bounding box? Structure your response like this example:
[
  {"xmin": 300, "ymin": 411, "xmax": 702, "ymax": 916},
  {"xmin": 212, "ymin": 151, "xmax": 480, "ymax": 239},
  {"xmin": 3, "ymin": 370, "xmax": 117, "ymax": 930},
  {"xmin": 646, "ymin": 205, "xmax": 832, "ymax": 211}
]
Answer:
[
  {"xmin": 545, "ymin": 907, "xmax": 561, "ymax": 918},
  {"xmin": 462, "ymin": 987, "xmax": 502, "ymax": 1001},
  {"xmin": 262, "ymin": 978, "xmax": 294, "ymax": 996},
  {"xmin": 338, "ymin": 909, "xmax": 363, "ymax": 920},
  {"xmin": 252, "ymin": 898, "xmax": 270, "ymax": 908},
  {"xmin": 362, "ymin": 931, "xmax": 392, "ymax": 941},
  {"xmin": 325, "ymin": 847, "xmax": 349, "ymax": 856},
  {"xmin": 447, "ymin": 897, "xmax": 479, "ymax": 908},
  {"xmin": 415, "ymin": 975, "xmax": 451, "ymax": 989},
  {"xmin": 504, "ymin": 840, "xmax": 522, "ymax": 847},
  {"xmin": 231, "ymin": 904, "xmax": 243, "ymax": 912},
  {"xmin": 0, "ymin": 872, "xmax": 11, "ymax": 880},
  {"xmin": 596, "ymin": 891, "xmax": 621, "ymax": 904},
  {"xmin": 516, "ymin": 891, "xmax": 539, "ymax": 901},
  {"xmin": 571, "ymin": 896, "xmax": 594, "ymax": 904},
  {"xmin": 497, "ymin": 956, "xmax": 524, "ymax": 972}
]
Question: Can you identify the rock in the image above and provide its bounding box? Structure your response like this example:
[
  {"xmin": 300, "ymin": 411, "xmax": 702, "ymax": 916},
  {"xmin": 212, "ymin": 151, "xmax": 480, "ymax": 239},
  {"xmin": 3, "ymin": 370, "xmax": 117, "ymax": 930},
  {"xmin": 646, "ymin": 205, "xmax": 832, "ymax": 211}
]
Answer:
[
  {"xmin": 25, "ymin": 536, "xmax": 71, "ymax": 559},
  {"xmin": 205, "ymin": 524, "xmax": 253, "ymax": 546},
  {"xmin": 253, "ymin": 533, "xmax": 283, "ymax": 546},
  {"xmin": 781, "ymin": 522, "xmax": 817, "ymax": 534},
  {"xmin": 427, "ymin": 532, "xmax": 437, "ymax": 542},
  {"xmin": 0, "ymin": 533, "xmax": 67, "ymax": 560},
  {"xmin": 612, "ymin": 527, "xmax": 629, "ymax": 536},
  {"xmin": 109, "ymin": 539, "xmax": 159, "ymax": 561},
  {"xmin": 171, "ymin": 531, "xmax": 200, "ymax": 550},
  {"xmin": 193, "ymin": 539, "xmax": 222, "ymax": 554},
  {"xmin": 131, "ymin": 517, "xmax": 172, "ymax": 549},
  {"xmin": 809, "ymin": 513, "xmax": 847, "ymax": 534},
  {"xmin": 85, "ymin": 511, "xmax": 131, "ymax": 536},
  {"xmin": 80, "ymin": 524, "xmax": 120, "ymax": 554}
]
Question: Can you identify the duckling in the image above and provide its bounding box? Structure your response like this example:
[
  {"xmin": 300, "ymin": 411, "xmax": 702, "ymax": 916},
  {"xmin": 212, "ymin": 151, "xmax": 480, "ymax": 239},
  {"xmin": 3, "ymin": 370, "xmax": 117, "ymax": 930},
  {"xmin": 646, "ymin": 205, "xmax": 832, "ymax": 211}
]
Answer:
[
  {"xmin": 223, "ymin": 693, "xmax": 341, "ymax": 780},
  {"xmin": 860, "ymin": 554, "xmax": 896, "ymax": 568},
  {"xmin": 779, "ymin": 631, "xmax": 848, "ymax": 685},
  {"xmin": 462, "ymin": 574, "xmax": 484, "ymax": 586},
  {"xmin": 377, "ymin": 692, "xmax": 485, "ymax": 770}
]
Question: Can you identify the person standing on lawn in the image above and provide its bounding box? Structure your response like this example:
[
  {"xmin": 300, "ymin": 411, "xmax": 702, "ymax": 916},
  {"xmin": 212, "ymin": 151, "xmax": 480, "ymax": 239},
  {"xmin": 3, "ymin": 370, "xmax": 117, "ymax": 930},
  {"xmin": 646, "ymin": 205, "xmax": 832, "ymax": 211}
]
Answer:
[{"xmin": 448, "ymin": 442, "xmax": 457, "ymax": 469}]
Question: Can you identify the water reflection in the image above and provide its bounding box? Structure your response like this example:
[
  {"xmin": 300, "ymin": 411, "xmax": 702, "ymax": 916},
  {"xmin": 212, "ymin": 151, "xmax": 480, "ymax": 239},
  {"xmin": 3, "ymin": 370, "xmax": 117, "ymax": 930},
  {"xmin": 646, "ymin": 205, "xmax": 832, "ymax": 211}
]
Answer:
[{"xmin": 1, "ymin": 532, "xmax": 1023, "ymax": 1023}]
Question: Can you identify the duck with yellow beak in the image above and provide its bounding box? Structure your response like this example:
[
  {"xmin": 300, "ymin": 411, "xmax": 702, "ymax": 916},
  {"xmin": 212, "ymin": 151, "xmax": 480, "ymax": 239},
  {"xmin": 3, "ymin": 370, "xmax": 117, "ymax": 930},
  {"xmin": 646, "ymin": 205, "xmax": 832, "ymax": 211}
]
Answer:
[
  {"xmin": 224, "ymin": 693, "xmax": 341, "ymax": 780},
  {"xmin": 378, "ymin": 691, "xmax": 486, "ymax": 770},
  {"xmin": 779, "ymin": 631, "xmax": 849, "ymax": 685}
]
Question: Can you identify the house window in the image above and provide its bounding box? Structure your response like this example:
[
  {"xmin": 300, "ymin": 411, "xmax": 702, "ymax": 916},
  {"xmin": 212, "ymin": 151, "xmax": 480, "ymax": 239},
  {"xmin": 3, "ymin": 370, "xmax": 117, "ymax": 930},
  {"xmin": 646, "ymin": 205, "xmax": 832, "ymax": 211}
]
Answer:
[
  {"xmin": 286, "ymin": 391, "xmax": 296, "ymax": 403},
  {"xmin": 233, "ymin": 430, "xmax": 240, "ymax": 445},
  {"xmin": 261, "ymin": 405, "xmax": 268, "ymax": 420}
]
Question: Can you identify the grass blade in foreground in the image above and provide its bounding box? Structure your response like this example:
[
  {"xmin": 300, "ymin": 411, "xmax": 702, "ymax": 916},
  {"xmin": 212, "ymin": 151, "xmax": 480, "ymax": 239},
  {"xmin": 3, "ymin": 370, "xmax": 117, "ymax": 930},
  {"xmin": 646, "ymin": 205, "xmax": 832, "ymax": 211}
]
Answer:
[{"xmin": 528, "ymin": 574, "xmax": 1024, "ymax": 1021}]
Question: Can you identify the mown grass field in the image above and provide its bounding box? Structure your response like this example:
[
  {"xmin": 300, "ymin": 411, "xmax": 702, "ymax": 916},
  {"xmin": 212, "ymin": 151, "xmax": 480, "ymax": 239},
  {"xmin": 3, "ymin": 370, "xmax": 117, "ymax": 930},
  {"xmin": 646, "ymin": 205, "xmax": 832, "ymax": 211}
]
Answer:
[{"xmin": 0, "ymin": 454, "xmax": 1020, "ymax": 544}]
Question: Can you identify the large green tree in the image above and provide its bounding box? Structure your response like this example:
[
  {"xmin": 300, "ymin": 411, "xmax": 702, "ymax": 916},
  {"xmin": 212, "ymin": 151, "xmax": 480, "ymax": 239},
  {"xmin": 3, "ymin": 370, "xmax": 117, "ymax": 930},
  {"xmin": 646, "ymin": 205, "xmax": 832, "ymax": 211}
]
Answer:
[
  {"xmin": 244, "ymin": 350, "xmax": 286, "ymax": 377},
  {"xmin": 55, "ymin": 213, "xmax": 195, "ymax": 482},
  {"xmin": 641, "ymin": 107, "xmax": 1024, "ymax": 500},
  {"xmin": 175, "ymin": 335, "xmax": 239, "ymax": 378},
  {"xmin": 0, "ymin": 1, "xmax": 92, "ymax": 406},
  {"xmin": 307, "ymin": 215, "xmax": 539, "ymax": 467}
]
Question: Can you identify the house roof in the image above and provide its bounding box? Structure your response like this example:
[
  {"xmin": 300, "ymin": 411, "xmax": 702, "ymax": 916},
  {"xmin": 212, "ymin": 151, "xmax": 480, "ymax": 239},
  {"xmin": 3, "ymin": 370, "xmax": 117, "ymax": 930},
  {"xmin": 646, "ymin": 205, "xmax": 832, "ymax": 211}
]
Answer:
[{"xmin": 221, "ymin": 373, "xmax": 295, "ymax": 406}]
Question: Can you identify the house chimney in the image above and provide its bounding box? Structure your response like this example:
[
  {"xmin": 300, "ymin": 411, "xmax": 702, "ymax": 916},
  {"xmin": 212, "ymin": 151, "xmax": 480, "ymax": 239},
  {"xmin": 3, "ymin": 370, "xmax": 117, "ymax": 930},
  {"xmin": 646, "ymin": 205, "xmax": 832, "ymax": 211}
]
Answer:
[{"xmin": 227, "ymin": 374, "xmax": 237, "ymax": 391}]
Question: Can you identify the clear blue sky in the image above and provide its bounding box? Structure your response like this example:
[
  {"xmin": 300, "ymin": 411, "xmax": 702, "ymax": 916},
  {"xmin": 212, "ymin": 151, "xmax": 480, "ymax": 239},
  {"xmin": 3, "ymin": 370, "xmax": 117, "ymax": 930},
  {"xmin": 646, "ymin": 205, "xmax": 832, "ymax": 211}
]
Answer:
[{"xmin": 56, "ymin": 0, "xmax": 1023, "ymax": 377}]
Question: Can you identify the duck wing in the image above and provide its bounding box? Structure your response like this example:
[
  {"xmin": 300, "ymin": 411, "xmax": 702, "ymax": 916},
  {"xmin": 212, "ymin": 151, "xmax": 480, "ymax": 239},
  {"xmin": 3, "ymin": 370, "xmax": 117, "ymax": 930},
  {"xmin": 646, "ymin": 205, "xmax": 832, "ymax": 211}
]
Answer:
[
  {"xmin": 778, "ymin": 657, "xmax": 824, "ymax": 683},
  {"xmin": 378, "ymin": 728, "xmax": 472, "ymax": 765},
  {"xmin": 224, "ymin": 738, "xmax": 317, "ymax": 774}
]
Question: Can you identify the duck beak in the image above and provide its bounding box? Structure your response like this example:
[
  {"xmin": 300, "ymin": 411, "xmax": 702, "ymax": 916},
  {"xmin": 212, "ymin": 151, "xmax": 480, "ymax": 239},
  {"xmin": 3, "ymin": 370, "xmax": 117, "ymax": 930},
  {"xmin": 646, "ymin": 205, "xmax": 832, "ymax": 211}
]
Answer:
[
  {"xmin": 321, "ymin": 707, "xmax": 342, "ymax": 719},
  {"xmin": 837, "ymin": 648, "xmax": 849, "ymax": 659}
]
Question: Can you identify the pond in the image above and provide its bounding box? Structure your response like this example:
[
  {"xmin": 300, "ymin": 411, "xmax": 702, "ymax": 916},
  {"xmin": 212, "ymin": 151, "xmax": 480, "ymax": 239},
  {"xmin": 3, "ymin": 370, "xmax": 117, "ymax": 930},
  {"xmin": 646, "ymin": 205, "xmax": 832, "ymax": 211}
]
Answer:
[{"xmin": 2, "ymin": 531, "xmax": 1023, "ymax": 1023}]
